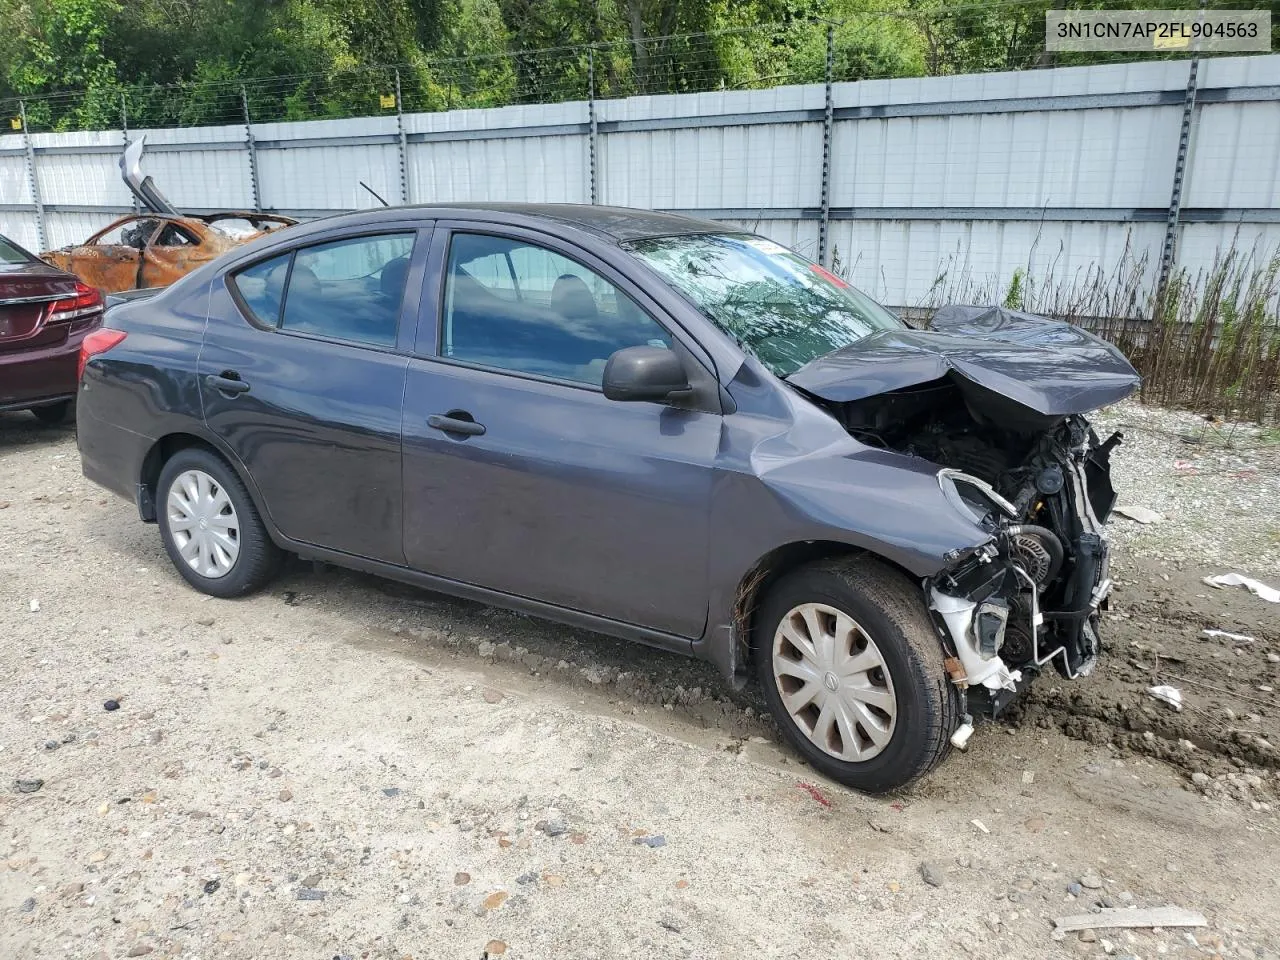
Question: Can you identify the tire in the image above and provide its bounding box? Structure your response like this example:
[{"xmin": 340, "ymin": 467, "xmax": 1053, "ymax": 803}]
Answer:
[
  {"xmin": 157, "ymin": 447, "xmax": 281, "ymax": 598},
  {"xmin": 30, "ymin": 401, "xmax": 71, "ymax": 425},
  {"xmin": 754, "ymin": 555, "xmax": 962, "ymax": 793}
]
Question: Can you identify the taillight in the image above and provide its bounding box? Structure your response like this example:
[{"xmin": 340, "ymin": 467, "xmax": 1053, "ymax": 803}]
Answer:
[
  {"xmin": 78, "ymin": 329, "xmax": 127, "ymax": 382},
  {"xmin": 47, "ymin": 282, "xmax": 104, "ymax": 324}
]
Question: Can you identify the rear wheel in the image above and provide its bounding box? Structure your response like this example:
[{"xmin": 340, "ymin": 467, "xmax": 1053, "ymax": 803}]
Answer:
[
  {"xmin": 754, "ymin": 556, "xmax": 962, "ymax": 793},
  {"xmin": 157, "ymin": 448, "xmax": 281, "ymax": 598},
  {"xmin": 30, "ymin": 401, "xmax": 71, "ymax": 425}
]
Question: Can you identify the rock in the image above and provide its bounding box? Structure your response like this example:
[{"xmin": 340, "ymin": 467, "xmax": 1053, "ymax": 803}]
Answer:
[
  {"xmin": 454, "ymin": 872, "xmax": 471, "ymax": 886},
  {"xmin": 12, "ymin": 778, "xmax": 43, "ymax": 794},
  {"xmin": 484, "ymin": 941, "xmax": 508, "ymax": 957},
  {"xmin": 920, "ymin": 861, "xmax": 946, "ymax": 887},
  {"xmin": 1191, "ymin": 772, "xmax": 1210, "ymax": 787},
  {"xmin": 537, "ymin": 818, "xmax": 568, "ymax": 838},
  {"xmin": 295, "ymin": 888, "xmax": 326, "ymax": 901},
  {"xmin": 126, "ymin": 946, "xmax": 153, "ymax": 957},
  {"xmin": 633, "ymin": 835, "xmax": 666, "ymax": 848},
  {"xmin": 1100, "ymin": 938, "xmax": 1116, "ymax": 955},
  {"xmin": 278, "ymin": 789, "xmax": 292, "ymax": 802},
  {"xmin": 203, "ymin": 879, "xmax": 221, "ymax": 894},
  {"xmin": 1079, "ymin": 929, "xmax": 1098, "ymax": 943},
  {"xmin": 382, "ymin": 787, "xmax": 402, "ymax": 797},
  {"xmin": 516, "ymin": 871, "xmax": 539, "ymax": 885},
  {"xmin": 1268, "ymin": 652, "xmax": 1280, "ymax": 664},
  {"xmin": 1066, "ymin": 882, "xmax": 1083, "ymax": 896},
  {"xmin": 477, "ymin": 641, "xmax": 496, "ymax": 658},
  {"xmin": 195, "ymin": 617, "xmax": 215, "ymax": 626},
  {"xmin": 87, "ymin": 848, "xmax": 110, "ymax": 863},
  {"xmin": 868, "ymin": 820, "xmax": 893, "ymax": 834},
  {"xmin": 481, "ymin": 891, "xmax": 508, "ymax": 911},
  {"xmin": 1080, "ymin": 872, "xmax": 1103, "ymax": 890},
  {"xmin": 61, "ymin": 882, "xmax": 84, "ymax": 897},
  {"xmin": 103, "ymin": 700, "xmax": 120, "ymax": 712},
  {"xmin": 483, "ymin": 688, "xmax": 504, "ymax": 704},
  {"xmin": 268, "ymin": 767, "xmax": 283, "ymax": 778},
  {"xmin": 42, "ymin": 740, "xmax": 60, "ymax": 752},
  {"xmin": 20, "ymin": 896, "xmax": 35, "ymax": 913}
]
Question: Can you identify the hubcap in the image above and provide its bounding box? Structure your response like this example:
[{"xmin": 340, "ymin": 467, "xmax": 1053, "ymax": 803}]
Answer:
[
  {"xmin": 166, "ymin": 469, "xmax": 240, "ymax": 579},
  {"xmin": 772, "ymin": 602, "xmax": 897, "ymax": 762}
]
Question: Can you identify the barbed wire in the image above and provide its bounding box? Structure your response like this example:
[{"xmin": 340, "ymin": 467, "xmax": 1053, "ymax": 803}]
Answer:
[{"xmin": 1, "ymin": 12, "xmax": 1255, "ymax": 134}]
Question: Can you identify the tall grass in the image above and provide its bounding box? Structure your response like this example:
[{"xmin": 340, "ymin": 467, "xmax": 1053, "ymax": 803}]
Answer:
[{"xmin": 903, "ymin": 235, "xmax": 1280, "ymax": 424}]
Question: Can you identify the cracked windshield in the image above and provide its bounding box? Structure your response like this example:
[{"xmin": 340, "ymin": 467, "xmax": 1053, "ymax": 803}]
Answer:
[{"xmin": 629, "ymin": 233, "xmax": 903, "ymax": 377}]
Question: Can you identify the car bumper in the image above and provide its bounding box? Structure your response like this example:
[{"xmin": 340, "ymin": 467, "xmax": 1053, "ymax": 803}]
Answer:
[
  {"xmin": 0, "ymin": 328, "xmax": 86, "ymax": 411},
  {"xmin": 76, "ymin": 402, "xmax": 153, "ymax": 504}
]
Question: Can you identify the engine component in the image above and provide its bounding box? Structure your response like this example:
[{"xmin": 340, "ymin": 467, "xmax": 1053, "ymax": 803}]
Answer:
[
  {"xmin": 972, "ymin": 601, "xmax": 1009, "ymax": 658},
  {"xmin": 1003, "ymin": 523, "xmax": 1064, "ymax": 587}
]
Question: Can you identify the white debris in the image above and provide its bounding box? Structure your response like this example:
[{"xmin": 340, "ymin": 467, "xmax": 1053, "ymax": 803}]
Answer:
[
  {"xmin": 1203, "ymin": 573, "xmax": 1280, "ymax": 603},
  {"xmin": 1148, "ymin": 685, "xmax": 1184, "ymax": 711},
  {"xmin": 1054, "ymin": 906, "xmax": 1208, "ymax": 933},
  {"xmin": 1114, "ymin": 504, "xmax": 1164, "ymax": 524},
  {"xmin": 29, "ymin": 599, "xmax": 39, "ymax": 613},
  {"xmin": 970, "ymin": 818, "xmax": 990, "ymax": 834},
  {"xmin": 1201, "ymin": 629, "xmax": 1256, "ymax": 643}
]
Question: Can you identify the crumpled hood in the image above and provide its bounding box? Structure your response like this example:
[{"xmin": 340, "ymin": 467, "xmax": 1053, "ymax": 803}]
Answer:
[{"xmin": 786, "ymin": 305, "xmax": 1141, "ymax": 418}]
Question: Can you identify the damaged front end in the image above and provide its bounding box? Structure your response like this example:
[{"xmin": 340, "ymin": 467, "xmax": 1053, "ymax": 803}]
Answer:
[
  {"xmin": 926, "ymin": 419, "xmax": 1122, "ymax": 709},
  {"xmin": 789, "ymin": 305, "xmax": 1139, "ymax": 720}
]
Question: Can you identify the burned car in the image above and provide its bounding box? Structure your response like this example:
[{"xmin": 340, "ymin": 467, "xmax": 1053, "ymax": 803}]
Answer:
[
  {"xmin": 41, "ymin": 138, "xmax": 293, "ymax": 294},
  {"xmin": 74, "ymin": 206, "xmax": 1139, "ymax": 792}
]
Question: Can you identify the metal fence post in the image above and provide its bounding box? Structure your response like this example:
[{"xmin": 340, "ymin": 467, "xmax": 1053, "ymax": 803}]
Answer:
[
  {"xmin": 817, "ymin": 25, "xmax": 835, "ymax": 267},
  {"xmin": 588, "ymin": 47, "xmax": 599, "ymax": 205},
  {"xmin": 1155, "ymin": 57, "xmax": 1199, "ymax": 314},
  {"xmin": 241, "ymin": 86, "xmax": 262, "ymax": 212},
  {"xmin": 18, "ymin": 101, "xmax": 47, "ymax": 251},
  {"xmin": 395, "ymin": 70, "xmax": 410, "ymax": 205}
]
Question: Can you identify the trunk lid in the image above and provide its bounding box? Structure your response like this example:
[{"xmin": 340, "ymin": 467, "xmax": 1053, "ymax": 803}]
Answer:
[{"xmin": 0, "ymin": 261, "xmax": 79, "ymax": 346}]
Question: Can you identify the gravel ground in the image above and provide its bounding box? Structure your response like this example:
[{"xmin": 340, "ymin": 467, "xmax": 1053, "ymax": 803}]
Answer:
[{"xmin": 3, "ymin": 402, "xmax": 1279, "ymax": 960}]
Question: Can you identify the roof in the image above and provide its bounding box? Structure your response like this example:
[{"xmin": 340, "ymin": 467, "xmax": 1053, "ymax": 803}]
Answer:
[
  {"xmin": 292, "ymin": 203, "xmax": 729, "ymax": 244},
  {"xmin": 427, "ymin": 204, "xmax": 728, "ymax": 242}
]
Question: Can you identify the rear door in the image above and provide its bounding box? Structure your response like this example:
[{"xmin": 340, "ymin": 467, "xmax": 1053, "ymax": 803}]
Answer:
[
  {"xmin": 199, "ymin": 225, "xmax": 429, "ymax": 564},
  {"xmin": 400, "ymin": 224, "xmax": 720, "ymax": 638}
]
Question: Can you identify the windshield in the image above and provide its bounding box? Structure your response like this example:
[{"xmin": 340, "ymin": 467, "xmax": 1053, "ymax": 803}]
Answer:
[{"xmin": 627, "ymin": 233, "xmax": 903, "ymax": 377}]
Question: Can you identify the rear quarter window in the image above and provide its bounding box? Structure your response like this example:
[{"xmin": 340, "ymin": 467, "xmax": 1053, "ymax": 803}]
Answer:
[{"xmin": 230, "ymin": 252, "xmax": 292, "ymax": 328}]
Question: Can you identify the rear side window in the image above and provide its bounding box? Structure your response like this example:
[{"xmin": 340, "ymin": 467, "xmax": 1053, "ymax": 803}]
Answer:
[
  {"xmin": 229, "ymin": 233, "xmax": 415, "ymax": 347},
  {"xmin": 282, "ymin": 234, "xmax": 414, "ymax": 347}
]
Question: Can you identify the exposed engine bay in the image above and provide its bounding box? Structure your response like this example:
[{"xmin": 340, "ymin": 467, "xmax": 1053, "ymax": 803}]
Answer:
[{"xmin": 836, "ymin": 375, "xmax": 1123, "ymax": 712}]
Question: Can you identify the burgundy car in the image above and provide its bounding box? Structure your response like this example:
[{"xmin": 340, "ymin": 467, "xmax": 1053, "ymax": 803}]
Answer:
[{"xmin": 1, "ymin": 233, "xmax": 105, "ymax": 424}]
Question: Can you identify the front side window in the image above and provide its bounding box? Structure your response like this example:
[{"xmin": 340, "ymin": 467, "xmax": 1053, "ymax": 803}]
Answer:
[
  {"xmin": 442, "ymin": 233, "xmax": 670, "ymax": 386},
  {"xmin": 230, "ymin": 233, "xmax": 414, "ymax": 347},
  {"xmin": 628, "ymin": 233, "xmax": 903, "ymax": 378}
]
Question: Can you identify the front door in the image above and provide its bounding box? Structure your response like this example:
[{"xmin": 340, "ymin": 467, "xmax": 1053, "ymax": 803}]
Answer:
[
  {"xmin": 401, "ymin": 227, "xmax": 719, "ymax": 638},
  {"xmin": 199, "ymin": 227, "xmax": 427, "ymax": 564}
]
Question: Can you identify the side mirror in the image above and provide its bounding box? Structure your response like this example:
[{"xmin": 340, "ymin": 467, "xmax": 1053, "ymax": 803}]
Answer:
[{"xmin": 601, "ymin": 345, "xmax": 691, "ymax": 403}]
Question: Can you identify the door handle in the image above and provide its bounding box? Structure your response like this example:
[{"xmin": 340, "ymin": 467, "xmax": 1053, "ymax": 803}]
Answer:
[
  {"xmin": 427, "ymin": 413, "xmax": 486, "ymax": 437},
  {"xmin": 206, "ymin": 373, "xmax": 251, "ymax": 396}
]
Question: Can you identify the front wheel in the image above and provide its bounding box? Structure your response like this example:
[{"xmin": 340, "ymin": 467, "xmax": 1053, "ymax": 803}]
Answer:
[
  {"xmin": 157, "ymin": 448, "xmax": 281, "ymax": 598},
  {"xmin": 754, "ymin": 556, "xmax": 962, "ymax": 793}
]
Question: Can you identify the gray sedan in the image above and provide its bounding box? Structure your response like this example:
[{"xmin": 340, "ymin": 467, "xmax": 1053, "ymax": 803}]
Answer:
[{"xmin": 75, "ymin": 204, "xmax": 1138, "ymax": 792}]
